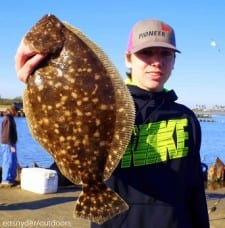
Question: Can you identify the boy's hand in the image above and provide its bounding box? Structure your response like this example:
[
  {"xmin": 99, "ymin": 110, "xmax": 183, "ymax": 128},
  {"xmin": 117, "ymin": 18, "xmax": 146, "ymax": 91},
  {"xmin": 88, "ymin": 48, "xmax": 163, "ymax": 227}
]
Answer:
[{"xmin": 14, "ymin": 39, "xmax": 47, "ymax": 83}]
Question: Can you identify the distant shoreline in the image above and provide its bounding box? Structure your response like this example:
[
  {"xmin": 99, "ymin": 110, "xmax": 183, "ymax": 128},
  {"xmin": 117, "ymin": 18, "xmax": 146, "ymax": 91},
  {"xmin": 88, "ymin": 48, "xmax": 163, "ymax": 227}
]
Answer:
[
  {"xmin": 1, "ymin": 105, "xmax": 225, "ymax": 117},
  {"xmin": 194, "ymin": 110, "xmax": 225, "ymax": 116}
]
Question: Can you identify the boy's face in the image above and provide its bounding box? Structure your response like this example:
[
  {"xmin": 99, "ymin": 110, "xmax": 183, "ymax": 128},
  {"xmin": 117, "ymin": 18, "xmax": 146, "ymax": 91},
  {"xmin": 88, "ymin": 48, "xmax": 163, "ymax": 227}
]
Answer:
[{"xmin": 125, "ymin": 47, "xmax": 175, "ymax": 92}]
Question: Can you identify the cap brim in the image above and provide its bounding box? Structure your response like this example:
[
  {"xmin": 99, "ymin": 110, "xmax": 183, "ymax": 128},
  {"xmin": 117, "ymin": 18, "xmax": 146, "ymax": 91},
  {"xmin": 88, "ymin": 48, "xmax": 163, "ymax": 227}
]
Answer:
[{"xmin": 130, "ymin": 42, "xmax": 181, "ymax": 53}]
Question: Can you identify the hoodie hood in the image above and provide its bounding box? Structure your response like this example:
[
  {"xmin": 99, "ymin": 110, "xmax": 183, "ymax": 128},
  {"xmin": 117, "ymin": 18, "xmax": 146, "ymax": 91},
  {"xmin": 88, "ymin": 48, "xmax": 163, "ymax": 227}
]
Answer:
[
  {"xmin": 127, "ymin": 85, "xmax": 178, "ymax": 124},
  {"xmin": 127, "ymin": 85, "xmax": 178, "ymax": 103}
]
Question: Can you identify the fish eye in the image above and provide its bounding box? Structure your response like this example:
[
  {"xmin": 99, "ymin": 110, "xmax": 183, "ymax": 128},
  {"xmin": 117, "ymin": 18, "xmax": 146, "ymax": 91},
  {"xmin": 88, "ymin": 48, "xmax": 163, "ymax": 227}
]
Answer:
[{"xmin": 34, "ymin": 74, "xmax": 43, "ymax": 86}]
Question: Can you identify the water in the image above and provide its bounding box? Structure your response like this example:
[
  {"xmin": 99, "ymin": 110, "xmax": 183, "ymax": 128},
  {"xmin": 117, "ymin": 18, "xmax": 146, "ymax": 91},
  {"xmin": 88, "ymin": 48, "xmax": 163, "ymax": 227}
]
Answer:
[
  {"xmin": 0, "ymin": 117, "xmax": 54, "ymax": 168},
  {"xmin": 200, "ymin": 115, "xmax": 225, "ymax": 167},
  {"xmin": 0, "ymin": 115, "xmax": 224, "ymax": 168}
]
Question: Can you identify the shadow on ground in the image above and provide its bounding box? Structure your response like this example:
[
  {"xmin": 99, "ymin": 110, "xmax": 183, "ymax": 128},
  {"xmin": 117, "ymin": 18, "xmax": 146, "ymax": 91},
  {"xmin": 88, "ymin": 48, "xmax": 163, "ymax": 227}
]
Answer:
[{"xmin": 0, "ymin": 196, "xmax": 77, "ymax": 211}]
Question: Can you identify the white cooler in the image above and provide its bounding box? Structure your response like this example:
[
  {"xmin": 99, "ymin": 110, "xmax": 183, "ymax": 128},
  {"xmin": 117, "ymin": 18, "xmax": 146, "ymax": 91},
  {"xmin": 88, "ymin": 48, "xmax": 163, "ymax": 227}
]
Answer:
[{"xmin": 21, "ymin": 167, "xmax": 58, "ymax": 194}]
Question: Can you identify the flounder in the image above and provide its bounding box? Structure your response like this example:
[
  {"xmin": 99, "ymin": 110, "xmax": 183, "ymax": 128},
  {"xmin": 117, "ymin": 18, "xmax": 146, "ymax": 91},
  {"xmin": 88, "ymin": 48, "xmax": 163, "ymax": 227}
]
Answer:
[{"xmin": 22, "ymin": 14, "xmax": 135, "ymax": 224}]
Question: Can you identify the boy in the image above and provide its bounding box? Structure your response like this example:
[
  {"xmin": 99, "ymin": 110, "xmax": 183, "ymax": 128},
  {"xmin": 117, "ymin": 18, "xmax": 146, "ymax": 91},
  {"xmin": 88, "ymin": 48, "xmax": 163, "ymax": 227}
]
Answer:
[{"xmin": 14, "ymin": 18, "xmax": 209, "ymax": 228}]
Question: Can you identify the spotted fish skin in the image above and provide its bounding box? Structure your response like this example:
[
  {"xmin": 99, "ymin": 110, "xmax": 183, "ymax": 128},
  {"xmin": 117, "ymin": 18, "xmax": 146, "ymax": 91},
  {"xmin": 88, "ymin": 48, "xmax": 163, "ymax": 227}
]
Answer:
[{"xmin": 23, "ymin": 14, "xmax": 135, "ymax": 224}]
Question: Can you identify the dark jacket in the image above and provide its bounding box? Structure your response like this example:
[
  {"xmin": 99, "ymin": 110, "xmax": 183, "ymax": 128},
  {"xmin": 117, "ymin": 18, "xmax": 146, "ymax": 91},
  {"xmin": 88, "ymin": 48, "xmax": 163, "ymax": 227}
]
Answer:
[
  {"xmin": 1, "ymin": 113, "xmax": 18, "ymax": 145},
  {"xmin": 91, "ymin": 85, "xmax": 209, "ymax": 228}
]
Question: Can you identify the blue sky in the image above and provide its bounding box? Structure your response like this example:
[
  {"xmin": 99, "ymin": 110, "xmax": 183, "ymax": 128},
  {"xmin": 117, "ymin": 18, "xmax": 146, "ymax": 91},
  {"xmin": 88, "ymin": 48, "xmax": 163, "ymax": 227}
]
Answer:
[{"xmin": 0, "ymin": 0, "xmax": 224, "ymax": 108}]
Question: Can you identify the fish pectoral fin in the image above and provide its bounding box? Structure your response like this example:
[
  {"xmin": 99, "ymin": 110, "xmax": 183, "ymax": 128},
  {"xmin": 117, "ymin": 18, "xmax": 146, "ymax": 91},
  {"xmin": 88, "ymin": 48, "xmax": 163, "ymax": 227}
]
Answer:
[{"xmin": 74, "ymin": 184, "xmax": 128, "ymax": 224}]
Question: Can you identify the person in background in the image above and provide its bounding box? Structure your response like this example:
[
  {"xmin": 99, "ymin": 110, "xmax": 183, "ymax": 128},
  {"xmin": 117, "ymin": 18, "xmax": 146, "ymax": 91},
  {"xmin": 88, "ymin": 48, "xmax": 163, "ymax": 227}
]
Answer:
[
  {"xmin": 14, "ymin": 18, "xmax": 209, "ymax": 227},
  {"xmin": 1, "ymin": 106, "xmax": 18, "ymax": 185}
]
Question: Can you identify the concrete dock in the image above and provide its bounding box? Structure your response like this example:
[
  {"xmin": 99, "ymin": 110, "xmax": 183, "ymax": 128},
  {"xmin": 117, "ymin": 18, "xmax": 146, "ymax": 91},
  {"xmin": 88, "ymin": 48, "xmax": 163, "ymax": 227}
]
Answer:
[{"xmin": 0, "ymin": 184, "xmax": 225, "ymax": 228}]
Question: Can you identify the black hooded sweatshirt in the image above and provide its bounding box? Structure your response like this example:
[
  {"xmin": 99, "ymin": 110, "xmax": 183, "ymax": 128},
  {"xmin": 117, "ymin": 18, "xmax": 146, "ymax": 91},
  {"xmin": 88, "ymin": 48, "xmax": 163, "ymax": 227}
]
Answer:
[{"xmin": 91, "ymin": 85, "xmax": 209, "ymax": 228}]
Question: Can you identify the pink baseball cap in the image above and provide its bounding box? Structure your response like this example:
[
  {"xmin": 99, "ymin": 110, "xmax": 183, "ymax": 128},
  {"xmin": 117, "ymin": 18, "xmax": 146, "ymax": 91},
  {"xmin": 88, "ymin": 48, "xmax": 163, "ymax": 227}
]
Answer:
[{"xmin": 127, "ymin": 19, "xmax": 181, "ymax": 53}]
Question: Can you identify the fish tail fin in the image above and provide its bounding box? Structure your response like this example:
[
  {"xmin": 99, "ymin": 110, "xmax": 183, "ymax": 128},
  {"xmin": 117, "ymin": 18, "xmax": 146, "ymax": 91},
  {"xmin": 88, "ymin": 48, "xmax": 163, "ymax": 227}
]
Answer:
[{"xmin": 74, "ymin": 183, "xmax": 128, "ymax": 224}]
